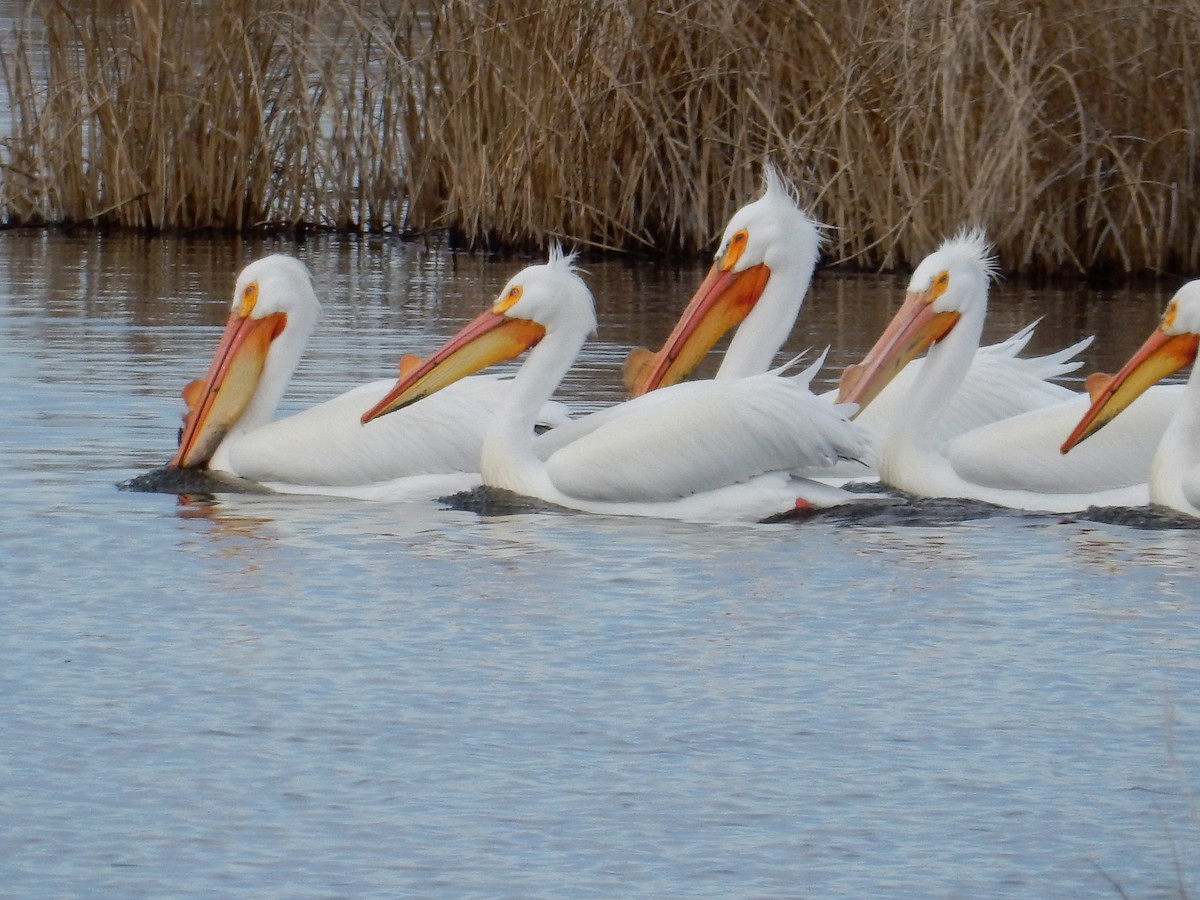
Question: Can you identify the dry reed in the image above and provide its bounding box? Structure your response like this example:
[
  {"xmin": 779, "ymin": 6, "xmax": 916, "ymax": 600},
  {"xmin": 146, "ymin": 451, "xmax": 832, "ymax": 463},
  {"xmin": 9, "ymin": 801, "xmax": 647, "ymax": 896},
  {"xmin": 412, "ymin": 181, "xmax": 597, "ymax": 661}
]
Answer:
[
  {"xmin": 2, "ymin": 0, "xmax": 1199, "ymax": 275},
  {"xmin": 0, "ymin": 0, "xmax": 419, "ymax": 232}
]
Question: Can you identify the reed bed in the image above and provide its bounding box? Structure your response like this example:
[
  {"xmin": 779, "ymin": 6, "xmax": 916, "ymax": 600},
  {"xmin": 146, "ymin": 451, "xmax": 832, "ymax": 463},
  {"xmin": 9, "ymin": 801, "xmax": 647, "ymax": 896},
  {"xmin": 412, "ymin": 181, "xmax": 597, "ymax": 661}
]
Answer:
[
  {"xmin": 0, "ymin": 0, "xmax": 420, "ymax": 232},
  {"xmin": 2, "ymin": 0, "xmax": 1199, "ymax": 275}
]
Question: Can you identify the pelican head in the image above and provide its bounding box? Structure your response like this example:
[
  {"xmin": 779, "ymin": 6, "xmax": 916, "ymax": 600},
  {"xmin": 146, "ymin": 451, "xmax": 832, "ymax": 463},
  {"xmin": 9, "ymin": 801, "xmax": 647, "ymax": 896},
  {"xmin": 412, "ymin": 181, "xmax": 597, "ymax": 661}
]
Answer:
[
  {"xmin": 1062, "ymin": 280, "xmax": 1200, "ymax": 453},
  {"xmin": 624, "ymin": 164, "xmax": 824, "ymax": 396},
  {"xmin": 838, "ymin": 229, "xmax": 997, "ymax": 412},
  {"xmin": 170, "ymin": 255, "xmax": 320, "ymax": 469},
  {"xmin": 361, "ymin": 246, "xmax": 593, "ymax": 422}
]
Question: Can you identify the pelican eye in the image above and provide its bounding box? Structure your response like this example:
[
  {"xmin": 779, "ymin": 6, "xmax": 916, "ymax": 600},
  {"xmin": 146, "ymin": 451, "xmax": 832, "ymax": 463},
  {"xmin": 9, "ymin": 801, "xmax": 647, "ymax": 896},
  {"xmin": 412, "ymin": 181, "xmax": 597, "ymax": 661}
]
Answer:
[
  {"xmin": 494, "ymin": 284, "xmax": 523, "ymax": 313},
  {"xmin": 929, "ymin": 271, "xmax": 951, "ymax": 301},
  {"xmin": 237, "ymin": 281, "xmax": 259, "ymax": 317},
  {"xmin": 1163, "ymin": 300, "xmax": 1178, "ymax": 331},
  {"xmin": 719, "ymin": 229, "xmax": 750, "ymax": 271}
]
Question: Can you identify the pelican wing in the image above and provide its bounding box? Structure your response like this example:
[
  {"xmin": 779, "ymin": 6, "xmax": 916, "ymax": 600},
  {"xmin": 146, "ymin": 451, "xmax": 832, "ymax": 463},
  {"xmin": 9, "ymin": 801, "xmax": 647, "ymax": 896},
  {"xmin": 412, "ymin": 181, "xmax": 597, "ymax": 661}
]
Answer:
[
  {"xmin": 946, "ymin": 384, "xmax": 1181, "ymax": 494},
  {"xmin": 545, "ymin": 370, "xmax": 867, "ymax": 503},
  {"xmin": 225, "ymin": 374, "xmax": 572, "ymax": 488},
  {"xmin": 223, "ymin": 378, "xmax": 498, "ymax": 486},
  {"xmin": 856, "ymin": 329, "xmax": 1090, "ymax": 446},
  {"xmin": 532, "ymin": 398, "xmax": 626, "ymax": 459}
]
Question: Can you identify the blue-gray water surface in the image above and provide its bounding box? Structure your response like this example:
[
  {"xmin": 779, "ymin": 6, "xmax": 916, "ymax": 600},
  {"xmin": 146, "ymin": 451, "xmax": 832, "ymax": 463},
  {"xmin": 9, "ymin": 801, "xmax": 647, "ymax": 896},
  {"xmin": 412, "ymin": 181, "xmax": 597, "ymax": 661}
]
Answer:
[{"xmin": 2, "ymin": 230, "xmax": 1198, "ymax": 898}]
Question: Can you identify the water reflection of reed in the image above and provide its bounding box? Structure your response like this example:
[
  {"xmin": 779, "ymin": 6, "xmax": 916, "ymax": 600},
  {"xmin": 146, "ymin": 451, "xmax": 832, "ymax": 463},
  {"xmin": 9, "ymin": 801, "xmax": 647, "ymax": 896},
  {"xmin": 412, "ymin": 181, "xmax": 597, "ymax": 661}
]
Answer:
[{"xmin": 1, "ymin": 1, "xmax": 1198, "ymax": 276}]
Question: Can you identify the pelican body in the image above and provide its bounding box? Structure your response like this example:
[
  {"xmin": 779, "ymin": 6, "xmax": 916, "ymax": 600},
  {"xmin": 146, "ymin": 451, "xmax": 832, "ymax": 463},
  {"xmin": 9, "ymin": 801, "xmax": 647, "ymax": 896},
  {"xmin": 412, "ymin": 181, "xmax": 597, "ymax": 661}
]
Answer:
[
  {"xmin": 169, "ymin": 255, "xmax": 563, "ymax": 498},
  {"xmin": 623, "ymin": 165, "xmax": 819, "ymax": 395},
  {"xmin": 1063, "ymin": 281, "xmax": 1200, "ymax": 516},
  {"xmin": 362, "ymin": 248, "xmax": 870, "ymax": 523},
  {"xmin": 622, "ymin": 166, "xmax": 1098, "ymax": 476},
  {"xmin": 837, "ymin": 231, "xmax": 1175, "ymax": 512}
]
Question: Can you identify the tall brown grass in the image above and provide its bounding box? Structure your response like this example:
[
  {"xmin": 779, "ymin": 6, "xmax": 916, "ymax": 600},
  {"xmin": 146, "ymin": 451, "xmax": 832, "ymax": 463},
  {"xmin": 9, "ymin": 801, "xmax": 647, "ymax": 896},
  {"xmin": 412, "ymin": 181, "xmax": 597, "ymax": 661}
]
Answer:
[
  {"xmin": 0, "ymin": 0, "xmax": 420, "ymax": 232},
  {"xmin": 2, "ymin": 0, "xmax": 1199, "ymax": 275}
]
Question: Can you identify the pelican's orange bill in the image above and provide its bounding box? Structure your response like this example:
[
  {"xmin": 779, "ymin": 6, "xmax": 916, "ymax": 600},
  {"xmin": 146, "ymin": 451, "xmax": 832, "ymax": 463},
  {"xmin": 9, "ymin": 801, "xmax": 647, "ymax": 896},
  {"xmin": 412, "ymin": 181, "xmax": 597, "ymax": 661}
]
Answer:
[
  {"xmin": 1061, "ymin": 329, "xmax": 1199, "ymax": 453},
  {"xmin": 625, "ymin": 261, "xmax": 769, "ymax": 397},
  {"xmin": 837, "ymin": 288, "xmax": 959, "ymax": 413},
  {"xmin": 170, "ymin": 310, "xmax": 287, "ymax": 468},
  {"xmin": 361, "ymin": 308, "xmax": 546, "ymax": 423}
]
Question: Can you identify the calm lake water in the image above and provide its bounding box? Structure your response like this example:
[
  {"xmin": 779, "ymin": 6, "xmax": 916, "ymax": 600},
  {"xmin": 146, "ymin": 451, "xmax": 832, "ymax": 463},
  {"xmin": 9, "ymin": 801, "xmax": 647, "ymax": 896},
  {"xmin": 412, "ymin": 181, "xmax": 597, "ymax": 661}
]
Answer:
[{"xmin": 2, "ymin": 229, "xmax": 1198, "ymax": 898}]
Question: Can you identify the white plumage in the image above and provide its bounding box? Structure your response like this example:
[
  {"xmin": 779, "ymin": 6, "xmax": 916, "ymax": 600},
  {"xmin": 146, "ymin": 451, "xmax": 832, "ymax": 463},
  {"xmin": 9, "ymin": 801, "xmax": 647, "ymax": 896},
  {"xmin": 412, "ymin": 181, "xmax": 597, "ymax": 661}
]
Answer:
[
  {"xmin": 171, "ymin": 254, "xmax": 566, "ymax": 498},
  {"xmin": 625, "ymin": 165, "xmax": 1101, "ymax": 474},
  {"xmin": 1063, "ymin": 280, "xmax": 1200, "ymax": 516},
  {"xmin": 362, "ymin": 248, "xmax": 871, "ymax": 522},
  {"xmin": 545, "ymin": 360, "xmax": 866, "ymax": 503},
  {"xmin": 837, "ymin": 230, "xmax": 1177, "ymax": 511},
  {"xmin": 852, "ymin": 321, "xmax": 1091, "ymax": 455}
]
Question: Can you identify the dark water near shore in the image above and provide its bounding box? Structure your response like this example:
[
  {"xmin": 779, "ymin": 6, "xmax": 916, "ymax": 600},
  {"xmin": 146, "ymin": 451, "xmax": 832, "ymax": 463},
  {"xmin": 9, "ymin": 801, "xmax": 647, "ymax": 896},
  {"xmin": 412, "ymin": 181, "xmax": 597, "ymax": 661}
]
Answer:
[{"xmin": 2, "ymin": 229, "xmax": 1198, "ymax": 897}]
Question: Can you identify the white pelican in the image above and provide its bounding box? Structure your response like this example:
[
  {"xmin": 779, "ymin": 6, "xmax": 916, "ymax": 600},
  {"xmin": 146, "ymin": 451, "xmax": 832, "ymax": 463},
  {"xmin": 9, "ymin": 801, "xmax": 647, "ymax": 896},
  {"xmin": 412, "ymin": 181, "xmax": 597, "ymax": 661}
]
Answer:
[
  {"xmin": 836, "ymin": 230, "xmax": 1178, "ymax": 511},
  {"xmin": 169, "ymin": 254, "xmax": 566, "ymax": 498},
  {"xmin": 1062, "ymin": 281, "xmax": 1200, "ymax": 516},
  {"xmin": 361, "ymin": 247, "xmax": 872, "ymax": 522},
  {"xmin": 623, "ymin": 165, "xmax": 820, "ymax": 394},
  {"xmin": 619, "ymin": 165, "xmax": 1094, "ymax": 464}
]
